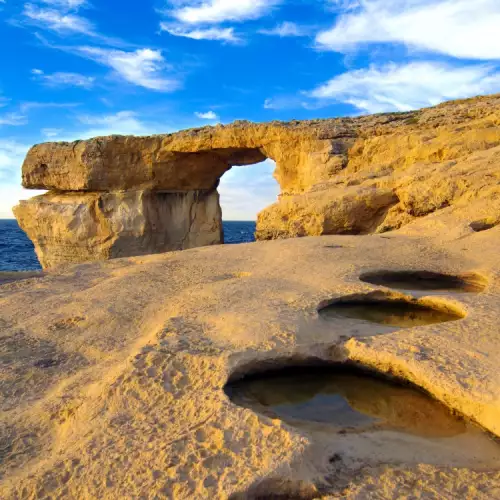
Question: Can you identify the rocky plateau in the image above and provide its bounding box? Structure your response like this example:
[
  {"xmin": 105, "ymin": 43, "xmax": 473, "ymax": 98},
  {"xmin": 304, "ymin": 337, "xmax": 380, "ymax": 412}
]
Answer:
[{"xmin": 2, "ymin": 94, "xmax": 500, "ymax": 499}]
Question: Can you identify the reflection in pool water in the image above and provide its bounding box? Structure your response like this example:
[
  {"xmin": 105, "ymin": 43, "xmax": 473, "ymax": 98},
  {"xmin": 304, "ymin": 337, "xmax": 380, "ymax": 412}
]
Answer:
[
  {"xmin": 319, "ymin": 298, "xmax": 464, "ymax": 328},
  {"xmin": 226, "ymin": 368, "xmax": 469, "ymax": 438}
]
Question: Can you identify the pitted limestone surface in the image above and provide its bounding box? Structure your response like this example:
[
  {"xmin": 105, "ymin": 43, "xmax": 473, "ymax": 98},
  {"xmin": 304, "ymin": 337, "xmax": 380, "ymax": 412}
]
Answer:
[{"xmin": 319, "ymin": 292, "xmax": 465, "ymax": 329}]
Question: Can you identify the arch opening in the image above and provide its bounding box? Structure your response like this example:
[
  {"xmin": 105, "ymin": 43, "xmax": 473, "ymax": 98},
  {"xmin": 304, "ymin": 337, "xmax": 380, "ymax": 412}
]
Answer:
[{"xmin": 218, "ymin": 157, "xmax": 280, "ymax": 245}]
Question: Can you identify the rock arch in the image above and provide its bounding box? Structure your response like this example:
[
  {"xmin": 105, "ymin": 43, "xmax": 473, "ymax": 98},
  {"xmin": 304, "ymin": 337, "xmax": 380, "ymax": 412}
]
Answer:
[
  {"xmin": 14, "ymin": 94, "xmax": 500, "ymax": 268},
  {"xmin": 15, "ymin": 121, "xmax": 349, "ymax": 268}
]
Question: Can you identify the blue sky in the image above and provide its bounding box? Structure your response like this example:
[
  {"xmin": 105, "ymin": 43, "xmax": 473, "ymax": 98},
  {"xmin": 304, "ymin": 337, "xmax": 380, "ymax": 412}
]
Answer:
[{"xmin": 1, "ymin": 0, "xmax": 500, "ymax": 219}]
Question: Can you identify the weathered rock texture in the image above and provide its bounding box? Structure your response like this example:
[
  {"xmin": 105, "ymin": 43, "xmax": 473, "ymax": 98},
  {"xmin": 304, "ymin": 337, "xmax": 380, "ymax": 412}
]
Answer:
[
  {"xmin": 1, "ymin": 199, "xmax": 500, "ymax": 498},
  {"xmin": 15, "ymin": 190, "xmax": 222, "ymax": 268},
  {"xmin": 16, "ymin": 93, "xmax": 500, "ymax": 267}
]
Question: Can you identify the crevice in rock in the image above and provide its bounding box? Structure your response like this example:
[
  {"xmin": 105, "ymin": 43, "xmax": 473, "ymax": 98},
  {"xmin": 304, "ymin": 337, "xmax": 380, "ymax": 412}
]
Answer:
[
  {"xmin": 470, "ymin": 218, "xmax": 500, "ymax": 232},
  {"xmin": 229, "ymin": 478, "xmax": 321, "ymax": 500}
]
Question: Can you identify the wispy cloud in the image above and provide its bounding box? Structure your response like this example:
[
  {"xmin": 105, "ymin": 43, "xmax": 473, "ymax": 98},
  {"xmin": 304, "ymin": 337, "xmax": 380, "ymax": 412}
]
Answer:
[
  {"xmin": 168, "ymin": 0, "xmax": 282, "ymax": 24},
  {"xmin": 32, "ymin": 68, "xmax": 95, "ymax": 88},
  {"xmin": 75, "ymin": 47, "xmax": 180, "ymax": 91},
  {"xmin": 72, "ymin": 110, "xmax": 173, "ymax": 138},
  {"xmin": 39, "ymin": 0, "xmax": 88, "ymax": 7},
  {"xmin": 23, "ymin": 2, "xmax": 95, "ymax": 36},
  {"xmin": 160, "ymin": 24, "xmax": 240, "ymax": 43},
  {"xmin": 41, "ymin": 127, "xmax": 63, "ymax": 138},
  {"xmin": 19, "ymin": 101, "xmax": 80, "ymax": 113},
  {"xmin": 0, "ymin": 112, "xmax": 28, "ymax": 126},
  {"xmin": 160, "ymin": 0, "xmax": 282, "ymax": 44},
  {"xmin": 195, "ymin": 110, "xmax": 219, "ymax": 120},
  {"xmin": 317, "ymin": 0, "xmax": 500, "ymax": 60},
  {"xmin": 306, "ymin": 62, "xmax": 500, "ymax": 113},
  {"xmin": 263, "ymin": 96, "xmax": 314, "ymax": 110},
  {"xmin": 259, "ymin": 21, "xmax": 310, "ymax": 37},
  {"xmin": 21, "ymin": 1, "xmax": 125, "ymax": 46}
]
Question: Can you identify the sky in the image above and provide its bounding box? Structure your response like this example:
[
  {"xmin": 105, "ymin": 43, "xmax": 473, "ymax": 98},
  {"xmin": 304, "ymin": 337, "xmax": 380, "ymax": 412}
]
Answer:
[{"xmin": 1, "ymin": 0, "xmax": 500, "ymax": 220}]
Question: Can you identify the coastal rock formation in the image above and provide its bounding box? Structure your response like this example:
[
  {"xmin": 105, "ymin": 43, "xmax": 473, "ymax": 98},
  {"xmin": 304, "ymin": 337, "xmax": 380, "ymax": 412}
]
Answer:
[
  {"xmin": 16, "ymin": 93, "xmax": 500, "ymax": 267},
  {"xmin": 1, "ymin": 204, "xmax": 500, "ymax": 498},
  {"xmin": 15, "ymin": 190, "xmax": 222, "ymax": 269}
]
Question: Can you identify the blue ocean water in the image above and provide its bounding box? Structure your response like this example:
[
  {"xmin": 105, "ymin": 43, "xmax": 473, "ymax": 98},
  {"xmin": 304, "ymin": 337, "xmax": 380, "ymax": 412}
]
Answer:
[
  {"xmin": 0, "ymin": 220, "xmax": 42, "ymax": 271},
  {"xmin": 0, "ymin": 220, "xmax": 256, "ymax": 271},
  {"xmin": 223, "ymin": 221, "xmax": 256, "ymax": 245}
]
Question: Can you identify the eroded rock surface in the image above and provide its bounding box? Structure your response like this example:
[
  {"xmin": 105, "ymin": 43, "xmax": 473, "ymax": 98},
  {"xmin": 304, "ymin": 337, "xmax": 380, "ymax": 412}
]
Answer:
[
  {"xmin": 1, "ymin": 205, "xmax": 500, "ymax": 498},
  {"xmin": 16, "ymin": 93, "xmax": 500, "ymax": 267}
]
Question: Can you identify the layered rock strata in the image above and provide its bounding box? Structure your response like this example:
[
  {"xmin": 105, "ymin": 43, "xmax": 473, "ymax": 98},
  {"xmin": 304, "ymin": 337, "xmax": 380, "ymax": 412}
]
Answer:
[{"xmin": 16, "ymin": 93, "xmax": 500, "ymax": 267}]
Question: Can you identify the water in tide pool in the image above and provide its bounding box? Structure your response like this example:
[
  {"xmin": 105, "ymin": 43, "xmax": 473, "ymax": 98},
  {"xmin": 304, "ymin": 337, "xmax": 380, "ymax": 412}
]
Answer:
[{"xmin": 0, "ymin": 220, "xmax": 257, "ymax": 271}]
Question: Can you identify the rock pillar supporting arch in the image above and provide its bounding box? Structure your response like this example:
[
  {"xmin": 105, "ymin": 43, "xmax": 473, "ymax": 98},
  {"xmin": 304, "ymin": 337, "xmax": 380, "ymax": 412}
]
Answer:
[{"xmin": 15, "ymin": 189, "xmax": 224, "ymax": 269}]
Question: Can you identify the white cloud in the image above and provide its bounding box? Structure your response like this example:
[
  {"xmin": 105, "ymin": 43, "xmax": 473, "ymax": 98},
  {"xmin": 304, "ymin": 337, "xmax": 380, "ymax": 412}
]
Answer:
[
  {"xmin": 41, "ymin": 127, "xmax": 62, "ymax": 138},
  {"xmin": 76, "ymin": 47, "xmax": 180, "ymax": 91},
  {"xmin": 195, "ymin": 110, "xmax": 219, "ymax": 120},
  {"xmin": 72, "ymin": 111, "xmax": 170, "ymax": 138},
  {"xmin": 33, "ymin": 69, "xmax": 95, "ymax": 88},
  {"xmin": 307, "ymin": 62, "xmax": 500, "ymax": 114},
  {"xmin": 169, "ymin": 0, "xmax": 282, "ymax": 24},
  {"xmin": 0, "ymin": 113, "xmax": 27, "ymax": 126},
  {"xmin": 160, "ymin": 0, "xmax": 282, "ymax": 44},
  {"xmin": 160, "ymin": 24, "xmax": 240, "ymax": 42},
  {"xmin": 259, "ymin": 21, "xmax": 310, "ymax": 37},
  {"xmin": 317, "ymin": 0, "xmax": 500, "ymax": 60},
  {"xmin": 23, "ymin": 3, "xmax": 95, "ymax": 35},
  {"xmin": 40, "ymin": 0, "xmax": 87, "ymax": 8}
]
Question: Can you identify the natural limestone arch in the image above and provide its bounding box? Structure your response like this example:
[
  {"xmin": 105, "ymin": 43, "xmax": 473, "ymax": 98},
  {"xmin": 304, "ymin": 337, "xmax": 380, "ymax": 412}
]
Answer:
[
  {"xmin": 14, "ymin": 94, "xmax": 500, "ymax": 268},
  {"xmin": 15, "ymin": 121, "xmax": 348, "ymax": 268}
]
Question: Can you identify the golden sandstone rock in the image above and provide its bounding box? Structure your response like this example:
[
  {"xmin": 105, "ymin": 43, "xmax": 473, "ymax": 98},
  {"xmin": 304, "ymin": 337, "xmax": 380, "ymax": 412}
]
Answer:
[
  {"xmin": 1, "ymin": 212, "xmax": 500, "ymax": 498},
  {"xmin": 15, "ymin": 190, "xmax": 222, "ymax": 268},
  {"xmin": 4, "ymin": 94, "xmax": 500, "ymax": 499},
  {"xmin": 15, "ymin": 93, "xmax": 500, "ymax": 267}
]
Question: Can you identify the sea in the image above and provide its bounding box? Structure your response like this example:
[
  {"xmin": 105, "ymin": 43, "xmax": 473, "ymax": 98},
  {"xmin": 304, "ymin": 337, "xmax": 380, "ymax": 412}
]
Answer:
[{"xmin": 0, "ymin": 220, "xmax": 257, "ymax": 272}]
